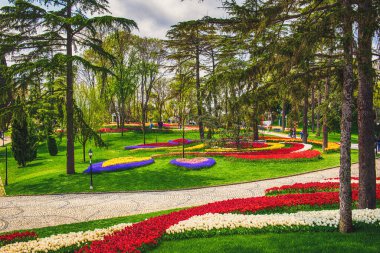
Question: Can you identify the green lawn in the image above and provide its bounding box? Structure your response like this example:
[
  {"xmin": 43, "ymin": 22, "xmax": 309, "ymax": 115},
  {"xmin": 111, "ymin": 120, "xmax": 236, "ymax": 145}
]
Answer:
[
  {"xmin": 152, "ymin": 228, "xmax": 380, "ymax": 253},
  {"xmin": 0, "ymin": 131, "xmax": 358, "ymax": 195}
]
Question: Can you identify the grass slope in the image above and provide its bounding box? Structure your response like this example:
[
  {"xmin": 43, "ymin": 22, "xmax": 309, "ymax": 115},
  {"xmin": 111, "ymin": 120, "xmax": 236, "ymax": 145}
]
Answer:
[{"xmin": 152, "ymin": 228, "xmax": 380, "ymax": 253}]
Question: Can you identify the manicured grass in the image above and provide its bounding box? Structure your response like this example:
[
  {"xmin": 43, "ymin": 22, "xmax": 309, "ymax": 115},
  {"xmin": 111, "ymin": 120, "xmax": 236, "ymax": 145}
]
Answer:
[
  {"xmin": 151, "ymin": 227, "xmax": 380, "ymax": 253},
  {"xmin": 0, "ymin": 131, "xmax": 358, "ymax": 195}
]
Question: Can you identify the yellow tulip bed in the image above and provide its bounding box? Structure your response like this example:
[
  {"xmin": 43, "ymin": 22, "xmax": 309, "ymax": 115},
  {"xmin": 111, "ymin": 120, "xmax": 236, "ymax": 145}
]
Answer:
[
  {"xmin": 102, "ymin": 157, "xmax": 153, "ymax": 168},
  {"xmin": 204, "ymin": 142, "xmax": 285, "ymax": 153}
]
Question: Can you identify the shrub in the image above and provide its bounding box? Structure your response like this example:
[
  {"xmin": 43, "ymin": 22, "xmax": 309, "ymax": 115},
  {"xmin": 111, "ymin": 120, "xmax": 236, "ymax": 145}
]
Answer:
[{"xmin": 47, "ymin": 136, "xmax": 58, "ymax": 156}]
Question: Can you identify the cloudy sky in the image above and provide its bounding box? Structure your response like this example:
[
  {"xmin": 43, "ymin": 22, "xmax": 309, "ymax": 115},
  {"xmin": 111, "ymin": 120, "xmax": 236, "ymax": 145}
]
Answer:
[
  {"xmin": 0, "ymin": 0, "xmax": 238, "ymax": 39},
  {"xmin": 108, "ymin": 0, "xmax": 231, "ymax": 39}
]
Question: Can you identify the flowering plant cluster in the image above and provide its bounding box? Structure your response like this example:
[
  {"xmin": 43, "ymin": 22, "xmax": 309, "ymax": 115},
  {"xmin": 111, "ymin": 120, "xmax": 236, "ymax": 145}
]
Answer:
[
  {"xmin": 98, "ymin": 128, "xmax": 129, "ymax": 133},
  {"xmin": 265, "ymin": 181, "xmax": 380, "ymax": 195},
  {"xmin": 102, "ymin": 157, "xmax": 152, "ymax": 167},
  {"xmin": 225, "ymin": 150, "xmax": 321, "ymax": 161},
  {"xmin": 0, "ymin": 231, "xmax": 37, "ymax": 247},
  {"xmin": 168, "ymin": 138, "xmax": 193, "ymax": 145},
  {"xmin": 75, "ymin": 188, "xmax": 380, "ymax": 253},
  {"xmin": 156, "ymin": 143, "xmax": 319, "ymax": 161},
  {"xmin": 262, "ymin": 136, "xmax": 340, "ymax": 152},
  {"xmin": 166, "ymin": 209, "xmax": 380, "ymax": 235},
  {"xmin": 322, "ymin": 177, "xmax": 380, "ymax": 183},
  {"xmin": 205, "ymin": 142, "xmax": 285, "ymax": 152},
  {"xmin": 83, "ymin": 157, "xmax": 154, "ymax": 174},
  {"xmin": 125, "ymin": 139, "xmax": 193, "ymax": 150},
  {"xmin": 0, "ymin": 224, "xmax": 131, "ymax": 253},
  {"xmin": 223, "ymin": 142, "xmax": 269, "ymax": 149},
  {"xmin": 170, "ymin": 157, "xmax": 216, "ymax": 169}
]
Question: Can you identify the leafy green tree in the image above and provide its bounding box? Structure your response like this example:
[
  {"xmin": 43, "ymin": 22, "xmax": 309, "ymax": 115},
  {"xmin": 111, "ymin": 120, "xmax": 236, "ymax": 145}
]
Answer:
[
  {"xmin": 0, "ymin": 0, "xmax": 137, "ymax": 174},
  {"xmin": 75, "ymin": 82, "xmax": 108, "ymax": 162}
]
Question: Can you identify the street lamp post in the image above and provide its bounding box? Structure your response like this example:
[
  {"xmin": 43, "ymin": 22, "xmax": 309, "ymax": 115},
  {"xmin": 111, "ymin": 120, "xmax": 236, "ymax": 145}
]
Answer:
[
  {"xmin": 5, "ymin": 146, "xmax": 8, "ymax": 186},
  {"xmin": 89, "ymin": 149, "xmax": 93, "ymax": 190}
]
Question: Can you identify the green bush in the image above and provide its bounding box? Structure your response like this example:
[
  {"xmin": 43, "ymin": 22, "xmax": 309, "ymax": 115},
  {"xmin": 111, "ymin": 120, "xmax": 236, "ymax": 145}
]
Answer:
[{"xmin": 47, "ymin": 136, "xmax": 58, "ymax": 156}]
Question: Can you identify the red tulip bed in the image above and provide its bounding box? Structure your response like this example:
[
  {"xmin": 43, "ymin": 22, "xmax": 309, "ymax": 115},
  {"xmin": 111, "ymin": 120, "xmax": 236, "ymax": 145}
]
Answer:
[
  {"xmin": 0, "ymin": 231, "xmax": 37, "ymax": 247},
  {"xmin": 73, "ymin": 184, "xmax": 380, "ymax": 253},
  {"xmin": 99, "ymin": 128, "xmax": 129, "ymax": 133},
  {"xmin": 266, "ymin": 181, "xmax": 380, "ymax": 196}
]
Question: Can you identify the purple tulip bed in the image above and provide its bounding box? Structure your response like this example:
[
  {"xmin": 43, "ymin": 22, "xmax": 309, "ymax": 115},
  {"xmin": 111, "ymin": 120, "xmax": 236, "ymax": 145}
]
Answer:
[{"xmin": 170, "ymin": 157, "xmax": 216, "ymax": 170}]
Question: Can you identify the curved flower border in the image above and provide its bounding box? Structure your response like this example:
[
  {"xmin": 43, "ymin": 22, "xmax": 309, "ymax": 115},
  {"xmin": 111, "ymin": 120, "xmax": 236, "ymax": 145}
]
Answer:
[
  {"xmin": 170, "ymin": 157, "xmax": 216, "ymax": 169},
  {"xmin": 76, "ymin": 188, "xmax": 380, "ymax": 253},
  {"xmin": 83, "ymin": 158, "xmax": 154, "ymax": 174}
]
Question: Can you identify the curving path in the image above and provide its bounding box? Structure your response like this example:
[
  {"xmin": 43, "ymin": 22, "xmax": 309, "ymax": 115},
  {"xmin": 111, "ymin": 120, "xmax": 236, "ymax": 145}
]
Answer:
[{"xmin": 0, "ymin": 160, "xmax": 379, "ymax": 233}]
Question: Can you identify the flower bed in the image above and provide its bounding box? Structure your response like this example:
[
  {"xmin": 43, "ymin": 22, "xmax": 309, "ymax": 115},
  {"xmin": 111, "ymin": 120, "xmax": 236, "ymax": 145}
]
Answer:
[
  {"xmin": 170, "ymin": 157, "xmax": 216, "ymax": 169},
  {"xmin": 0, "ymin": 231, "xmax": 37, "ymax": 247},
  {"xmin": 83, "ymin": 157, "xmax": 154, "ymax": 174},
  {"xmin": 155, "ymin": 143, "xmax": 318, "ymax": 161},
  {"xmin": 205, "ymin": 142, "xmax": 285, "ymax": 152},
  {"xmin": 4, "ymin": 181, "xmax": 380, "ymax": 253},
  {"xmin": 0, "ymin": 224, "xmax": 131, "ymax": 253},
  {"xmin": 225, "ymin": 150, "xmax": 321, "ymax": 161},
  {"xmin": 223, "ymin": 142, "xmax": 269, "ymax": 149},
  {"xmin": 98, "ymin": 128, "xmax": 129, "ymax": 133},
  {"xmin": 166, "ymin": 209, "xmax": 380, "ymax": 235},
  {"xmin": 125, "ymin": 139, "xmax": 193, "ymax": 150},
  {"xmin": 168, "ymin": 138, "xmax": 193, "ymax": 145},
  {"xmin": 75, "ymin": 189, "xmax": 380, "ymax": 253},
  {"xmin": 262, "ymin": 137, "xmax": 340, "ymax": 152},
  {"xmin": 129, "ymin": 143, "xmax": 205, "ymax": 153},
  {"xmin": 266, "ymin": 181, "xmax": 380, "ymax": 195}
]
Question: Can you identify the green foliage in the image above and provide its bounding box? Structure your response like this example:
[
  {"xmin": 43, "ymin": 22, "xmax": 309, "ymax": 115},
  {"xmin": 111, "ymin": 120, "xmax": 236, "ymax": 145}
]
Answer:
[
  {"xmin": 11, "ymin": 106, "xmax": 38, "ymax": 167},
  {"xmin": 47, "ymin": 136, "xmax": 58, "ymax": 156}
]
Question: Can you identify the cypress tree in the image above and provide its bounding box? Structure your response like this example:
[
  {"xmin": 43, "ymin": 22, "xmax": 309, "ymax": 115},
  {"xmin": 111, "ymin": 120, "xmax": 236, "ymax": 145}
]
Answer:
[
  {"xmin": 11, "ymin": 107, "xmax": 38, "ymax": 167},
  {"xmin": 47, "ymin": 136, "xmax": 58, "ymax": 156}
]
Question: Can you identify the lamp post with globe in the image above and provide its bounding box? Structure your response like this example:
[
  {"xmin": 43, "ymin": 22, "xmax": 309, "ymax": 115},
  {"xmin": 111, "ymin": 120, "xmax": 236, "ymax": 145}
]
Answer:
[{"xmin": 89, "ymin": 149, "xmax": 93, "ymax": 190}]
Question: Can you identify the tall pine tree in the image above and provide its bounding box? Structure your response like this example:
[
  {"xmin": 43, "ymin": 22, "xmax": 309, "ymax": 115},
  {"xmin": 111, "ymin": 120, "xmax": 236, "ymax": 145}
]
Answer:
[{"xmin": 0, "ymin": 0, "xmax": 137, "ymax": 174}]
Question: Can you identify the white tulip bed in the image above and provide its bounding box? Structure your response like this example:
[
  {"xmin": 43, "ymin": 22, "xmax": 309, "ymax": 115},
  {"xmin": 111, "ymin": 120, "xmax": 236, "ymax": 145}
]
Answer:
[
  {"xmin": 166, "ymin": 209, "xmax": 380, "ymax": 235},
  {"xmin": 1, "ymin": 209, "xmax": 380, "ymax": 253},
  {"xmin": 0, "ymin": 223, "xmax": 132, "ymax": 253}
]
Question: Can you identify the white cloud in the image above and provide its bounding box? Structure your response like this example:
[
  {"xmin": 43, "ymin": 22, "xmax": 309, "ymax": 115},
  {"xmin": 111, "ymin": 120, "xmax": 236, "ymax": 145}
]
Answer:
[{"xmin": 108, "ymin": 0, "xmax": 230, "ymax": 39}]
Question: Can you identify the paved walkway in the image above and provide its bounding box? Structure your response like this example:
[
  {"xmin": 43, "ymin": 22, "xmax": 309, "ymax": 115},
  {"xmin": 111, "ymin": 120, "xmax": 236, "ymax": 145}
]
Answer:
[{"xmin": 1, "ymin": 160, "xmax": 379, "ymax": 233}]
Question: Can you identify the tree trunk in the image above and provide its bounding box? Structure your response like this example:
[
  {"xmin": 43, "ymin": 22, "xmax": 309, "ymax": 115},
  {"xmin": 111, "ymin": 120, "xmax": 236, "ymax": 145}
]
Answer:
[
  {"xmin": 357, "ymin": 0, "xmax": 376, "ymax": 209},
  {"xmin": 65, "ymin": 2, "xmax": 75, "ymax": 175},
  {"xmin": 316, "ymin": 90, "xmax": 322, "ymax": 137},
  {"xmin": 196, "ymin": 46, "xmax": 204, "ymax": 140},
  {"xmin": 282, "ymin": 99, "xmax": 286, "ymax": 132},
  {"xmin": 121, "ymin": 102, "xmax": 126, "ymax": 137},
  {"xmin": 82, "ymin": 142, "xmax": 86, "ymax": 163},
  {"xmin": 339, "ymin": 0, "xmax": 354, "ymax": 233},
  {"xmin": 302, "ymin": 86, "xmax": 309, "ymax": 144},
  {"xmin": 311, "ymin": 86, "xmax": 315, "ymax": 133},
  {"xmin": 323, "ymin": 76, "xmax": 330, "ymax": 151}
]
